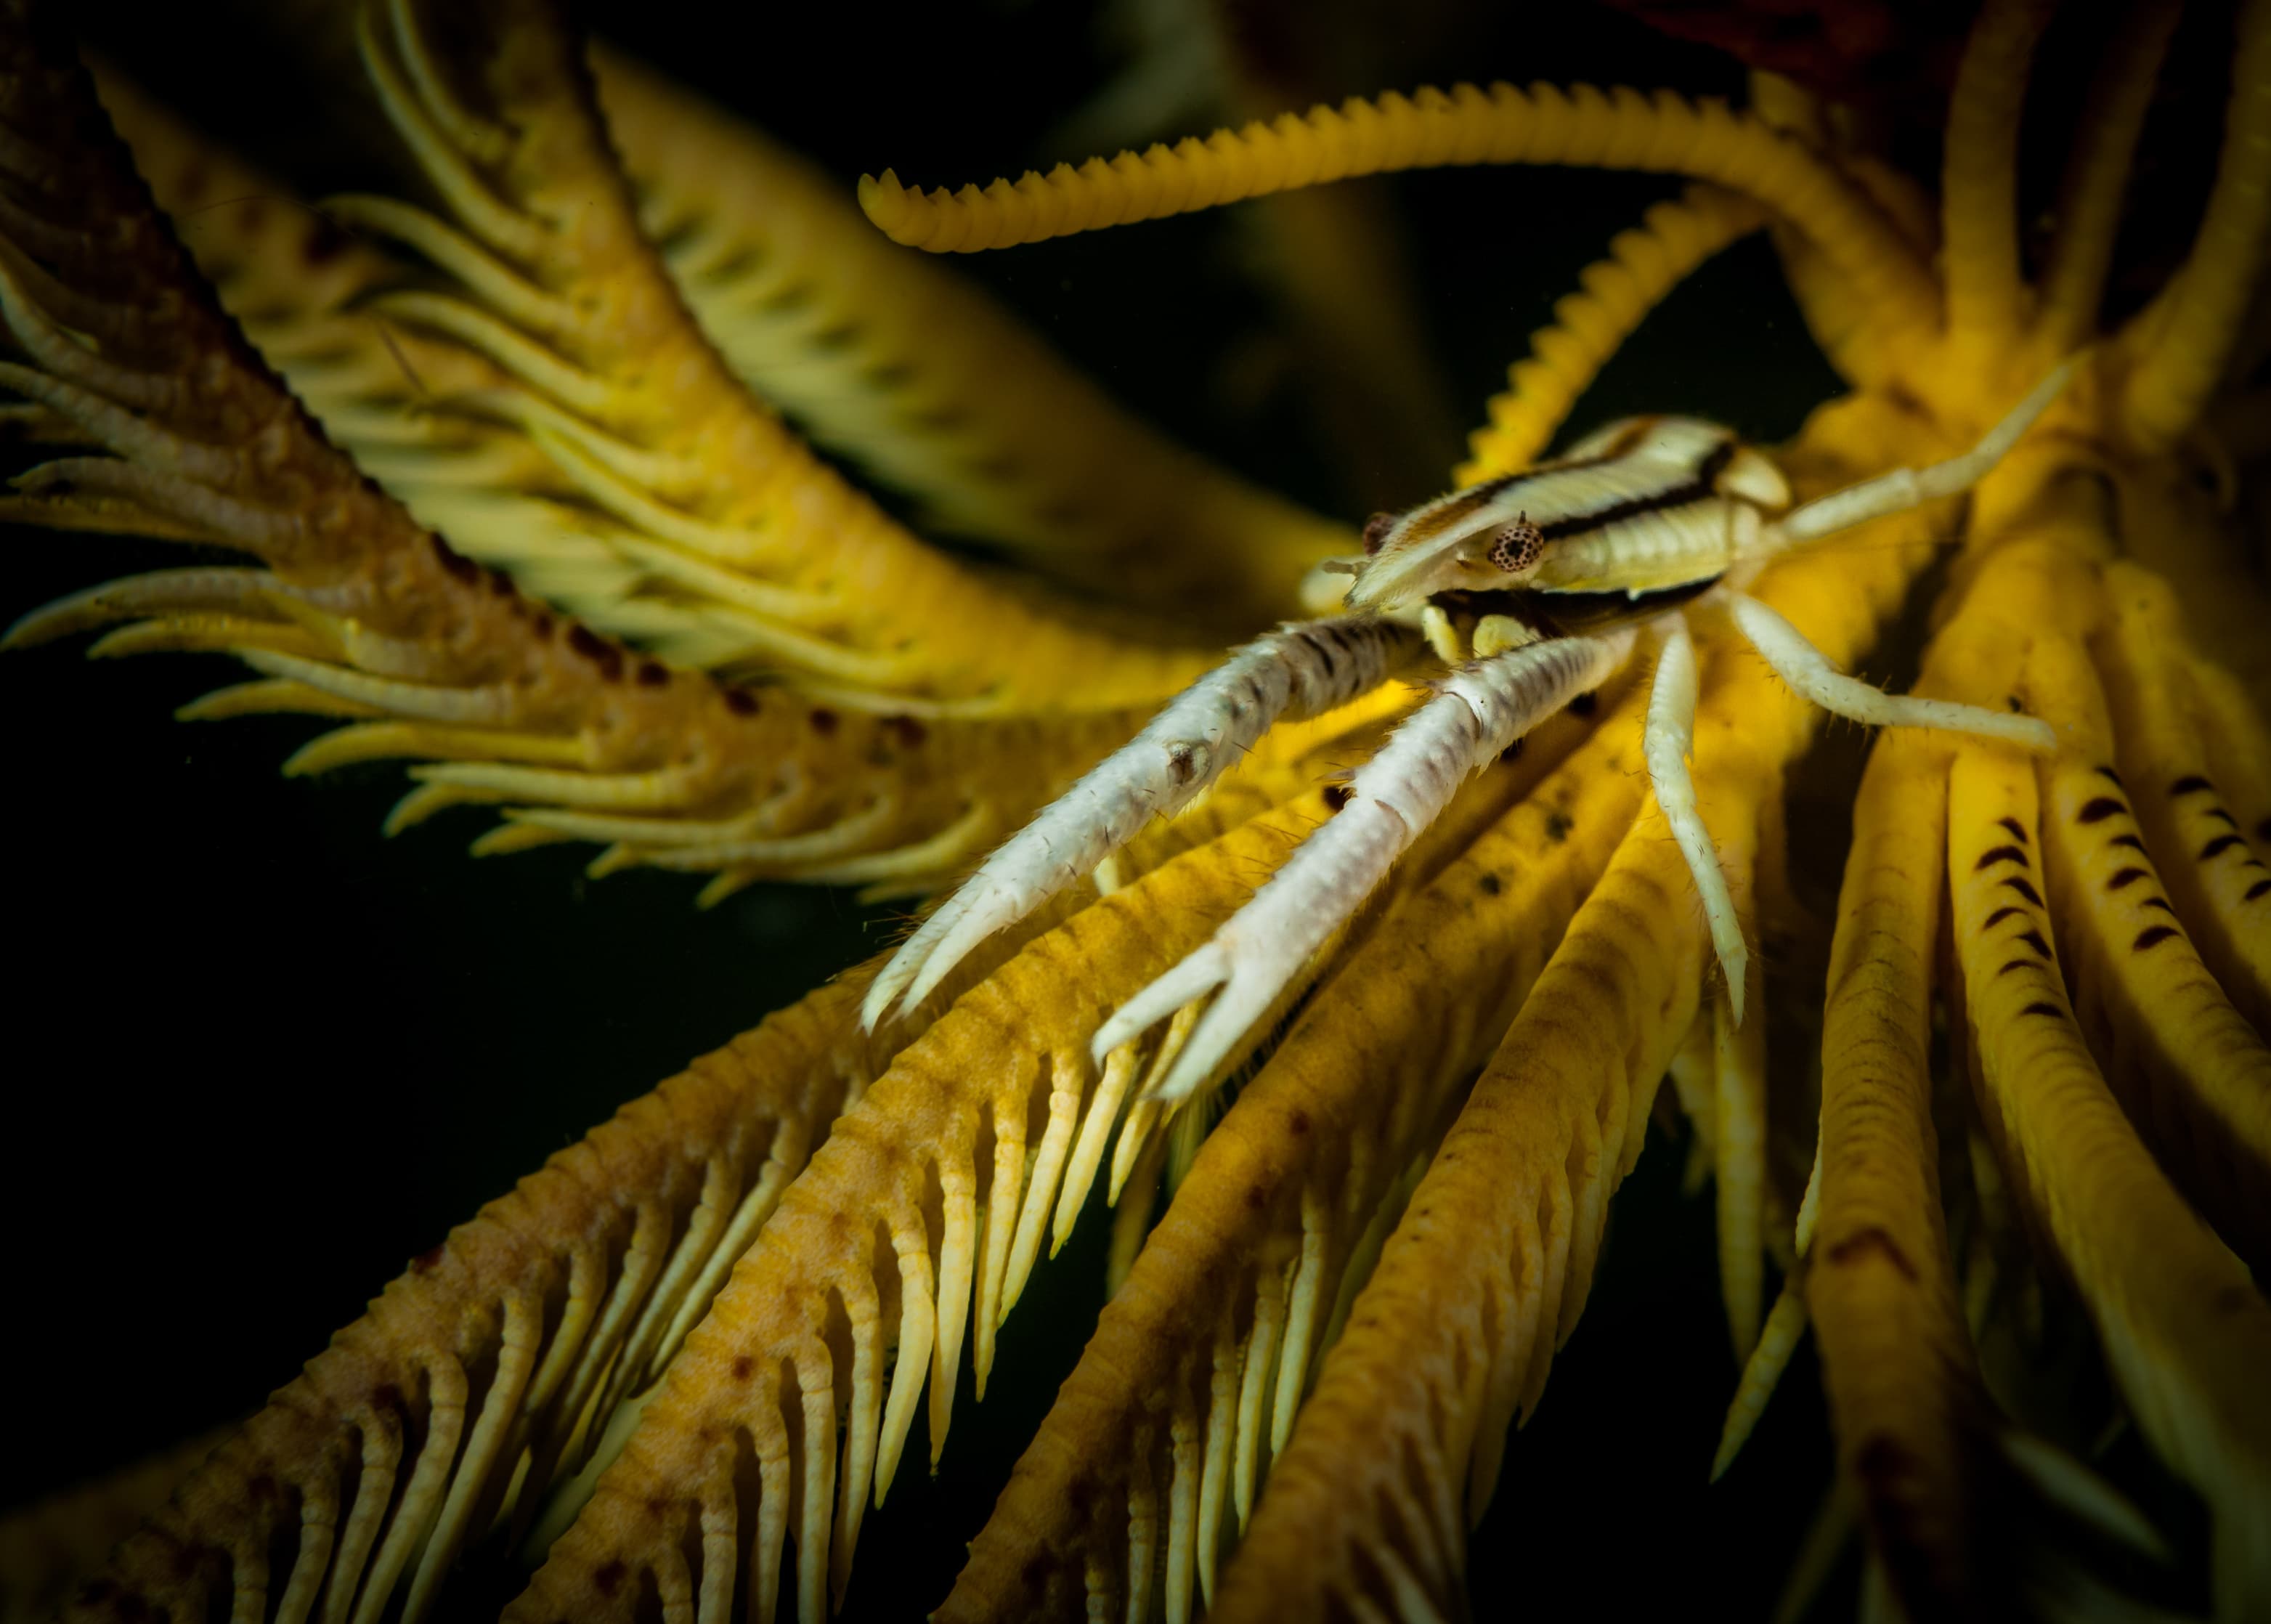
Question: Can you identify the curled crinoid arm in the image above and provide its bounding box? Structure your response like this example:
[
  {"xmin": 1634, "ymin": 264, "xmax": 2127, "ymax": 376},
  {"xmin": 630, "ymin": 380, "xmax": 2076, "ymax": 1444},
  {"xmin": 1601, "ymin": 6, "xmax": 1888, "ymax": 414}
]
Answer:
[
  {"xmin": 1458, "ymin": 185, "xmax": 1765, "ymax": 485},
  {"xmin": 314, "ymin": 0, "xmax": 1205, "ymax": 714},
  {"xmin": 864, "ymin": 614, "xmax": 1423, "ymax": 1028},
  {"xmin": 1094, "ymin": 628, "xmax": 1637, "ymax": 1104},
  {"xmin": 587, "ymin": 47, "xmax": 1351, "ymax": 627}
]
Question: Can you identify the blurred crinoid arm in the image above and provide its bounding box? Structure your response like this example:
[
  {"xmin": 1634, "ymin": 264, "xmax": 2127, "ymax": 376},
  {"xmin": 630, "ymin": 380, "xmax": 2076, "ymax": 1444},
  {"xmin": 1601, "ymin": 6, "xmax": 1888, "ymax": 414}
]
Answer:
[
  {"xmin": 314, "ymin": 0, "xmax": 1208, "ymax": 716},
  {"xmin": 0, "ymin": 0, "xmax": 1162, "ymax": 899},
  {"xmin": 586, "ymin": 46, "xmax": 1353, "ymax": 628}
]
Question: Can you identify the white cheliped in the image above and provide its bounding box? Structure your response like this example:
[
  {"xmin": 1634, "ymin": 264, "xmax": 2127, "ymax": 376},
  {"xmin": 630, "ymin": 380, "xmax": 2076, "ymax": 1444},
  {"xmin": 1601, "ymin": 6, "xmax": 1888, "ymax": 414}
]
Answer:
[{"xmin": 866, "ymin": 359, "xmax": 2076, "ymax": 1105}]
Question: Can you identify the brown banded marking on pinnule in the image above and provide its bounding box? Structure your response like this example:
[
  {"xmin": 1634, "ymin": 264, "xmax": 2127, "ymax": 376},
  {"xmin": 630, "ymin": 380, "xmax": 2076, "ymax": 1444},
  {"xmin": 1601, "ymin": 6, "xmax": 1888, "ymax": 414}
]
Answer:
[
  {"xmin": 2096, "ymin": 563, "xmax": 2271, "ymax": 1033},
  {"xmin": 2022, "ymin": 629, "xmax": 2271, "ymax": 1278},
  {"xmin": 1947, "ymin": 746, "xmax": 2271, "ymax": 1620}
]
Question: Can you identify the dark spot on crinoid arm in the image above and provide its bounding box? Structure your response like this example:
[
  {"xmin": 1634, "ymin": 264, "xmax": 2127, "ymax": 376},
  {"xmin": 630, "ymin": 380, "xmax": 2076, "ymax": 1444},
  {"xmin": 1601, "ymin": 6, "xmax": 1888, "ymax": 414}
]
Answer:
[
  {"xmin": 1323, "ymin": 783, "xmax": 1352, "ymax": 812},
  {"xmin": 410, "ymin": 1244, "xmax": 444, "ymax": 1274},
  {"xmin": 2246, "ymin": 878, "xmax": 2271, "ymax": 902},
  {"xmin": 808, "ymin": 707, "xmax": 839, "ymax": 735},
  {"xmin": 2016, "ymin": 930, "xmax": 2052, "ymax": 959},
  {"xmin": 568, "ymin": 624, "xmax": 625, "ymax": 682},
  {"xmin": 2206, "ymin": 807, "xmax": 2238, "ymax": 828},
  {"xmin": 1997, "ymin": 959, "xmax": 2032, "ymax": 978},
  {"xmin": 593, "ymin": 1560, "xmax": 627, "ymax": 1598},
  {"xmin": 1285, "ymin": 1110, "xmax": 1310, "ymax": 1135},
  {"xmin": 2170, "ymin": 775, "xmax": 2214, "ymax": 796},
  {"xmin": 635, "ymin": 659, "xmax": 669, "ymax": 687},
  {"xmin": 2142, "ymin": 896, "xmax": 2176, "ymax": 914},
  {"xmin": 731, "ymin": 1355, "xmax": 754, "ymax": 1381},
  {"xmin": 429, "ymin": 532, "xmax": 480, "ymax": 584},
  {"xmin": 720, "ymin": 685, "xmax": 758, "ymax": 718},
  {"xmin": 1545, "ymin": 810, "xmax": 1573, "ymax": 843},
  {"xmin": 2000, "ymin": 876, "xmax": 2044, "ymax": 906},
  {"xmin": 1569, "ymin": 690, "xmax": 1598, "ymax": 716},
  {"xmin": 2106, "ymin": 866, "xmax": 2148, "ymax": 890},
  {"xmin": 1479, "ymin": 872, "xmax": 1503, "ymax": 896},
  {"xmin": 2097, "ymin": 765, "xmax": 2127, "ymax": 789},
  {"xmin": 2020, "ymin": 1000, "xmax": 2065, "ymax": 1019},
  {"xmin": 2257, "ymin": 816, "xmax": 2271, "ymax": 845},
  {"xmin": 2198, "ymin": 834, "xmax": 2243, "ymax": 861},
  {"xmin": 2076, "ymin": 797, "xmax": 2126, "ymax": 824},
  {"xmin": 1826, "ymin": 1226, "xmax": 1917, "ymax": 1281},
  {"xmin": 2111, "ymin": 833, "xmax": 2146, "ymax": 853},
  {"xmin": 1986, "ymin": 905, "xmax": 2024, "ymax": 927},
  {"xmin": 2133, "ymin": 925, "xmax": 2180, "ymax": 951},
  {"xmin": 1973, "ymin": 845, "xmax": 2027, "ymax": 872},
  {"xmin": 1996, "ymin": 816, "xmax": 2029, "ymax": 843},
  {"xmin": 884, "ymin": 715, "xmax": 928, "ymax": 749}
]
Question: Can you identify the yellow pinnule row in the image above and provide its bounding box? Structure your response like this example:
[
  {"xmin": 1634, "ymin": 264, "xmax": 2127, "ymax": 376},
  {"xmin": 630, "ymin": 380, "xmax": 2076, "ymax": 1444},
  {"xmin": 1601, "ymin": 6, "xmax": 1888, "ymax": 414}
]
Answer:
[
  {"xmin": 938, "ymin": 683, "xmax": 1646, "ymax": 1623},
  {"xmin": 508, "ymin": 802, "xmax": 1327, "ymax": 1624},
  {"xmin": 330, "ymin": 0, "xmax": 1207, "ymax": 715},
  {"xmin": 590, "ymin": 47, "xmax": 1349, "ymax": 630},
  {"xmin": 860, "ymin": 79, "xmax": 1938, "ymax": 344},
  {"xmin": 1455, "ymin": 186, "xmax": 1764, "ymax": 485}
]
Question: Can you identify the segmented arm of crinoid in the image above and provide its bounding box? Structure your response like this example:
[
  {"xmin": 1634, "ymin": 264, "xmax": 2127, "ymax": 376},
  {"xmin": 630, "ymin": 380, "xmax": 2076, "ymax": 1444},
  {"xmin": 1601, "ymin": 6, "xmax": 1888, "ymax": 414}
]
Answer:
[
  {"xmin": 858, "ymin": 80, "xmax": 1938, "ymax": 348},
  {"xmin": 864, "ymin": 614, "xmax": 1422, "ymax": 1029},
  {"xmin": 316, "ymin": 0, "xmax": 1206, "ymax": 715},
  {"xmin": 1455, "ymin": 185, "xmax": 1765, "ymax": 485},
  {"xmin": 2117, "ymin": 0, "xmax": 2271, "ymax": 453},
  {"xmin": 588, "ymin": 45, "xmax": 1352, "ymax": 629},
  {"xmin": 0, "ymin": 1428, "xmax": 234, "ymax": 1623},
  {"xmin": 507, "ymin": 798, "xmax": 1346, "ymax": 1624},
  {"xmin": 0, "ymin": 18, "xmax": 1140, "ymax": 896},
  {"xmin": 933, "ymin": 683, "xmax": 1649, "ymax": 1623},
  {"xmin": 1202, "ymin": 794, "xmax": 1708, "ymax": 1621},
  {"xmin": 63, "ymin": 966, "xmax": 876, "ymax": 1624},
  {"xmin": 1938, "ymin": 0, "xmax": 2057, "ymax": 373}
]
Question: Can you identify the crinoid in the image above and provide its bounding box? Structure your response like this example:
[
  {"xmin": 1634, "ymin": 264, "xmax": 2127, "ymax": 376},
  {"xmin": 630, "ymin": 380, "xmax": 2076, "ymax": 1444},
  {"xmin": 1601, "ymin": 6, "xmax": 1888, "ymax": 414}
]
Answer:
[{"xmin": 3, "ymin": 0, "xmax": 2268, "ymax": 1621}]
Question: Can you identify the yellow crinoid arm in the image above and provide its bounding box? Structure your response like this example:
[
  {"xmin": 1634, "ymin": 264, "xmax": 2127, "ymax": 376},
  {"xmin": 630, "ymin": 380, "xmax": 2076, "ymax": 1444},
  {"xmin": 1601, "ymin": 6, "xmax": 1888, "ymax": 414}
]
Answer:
[
  {"xmin": 318, "ymin": 0, "xmax": 1209, "ymax": 715},
  {"xmin": 2117, "ymin": 0, "xmax": 2271, "ymax": 453},
  {"xmin": 860, "ymin": 79, "xmax": 1940, "ymax": 349},
  {"xmin": 587, "ymin": 45, "xmax": 1349, "ymax": 630},
  {"xmin": 0, "ymin": 18, "xmax": 1140, "ymax": 900},
  {"xmin": 1457, "ymin": 185, "xmax": 1765, "ymax": 485},
  {"xmin": 1938, "ymin": 0, "xmax": 2056, "ymax": 371}
]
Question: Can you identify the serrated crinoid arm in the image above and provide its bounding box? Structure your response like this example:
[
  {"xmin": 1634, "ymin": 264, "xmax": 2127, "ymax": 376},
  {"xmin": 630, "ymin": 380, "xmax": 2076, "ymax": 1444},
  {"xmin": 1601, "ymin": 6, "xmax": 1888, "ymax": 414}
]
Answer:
[
  {"xmin": 859, "ymin": 78, "xmax": 1938, "ymax": 349},
  {"xmin": 0, "ymin": 17, "xmax": 1139, "ymax": 896},
  {"xmin": 588, "ymin": 46, "xmax": 1352, "ymax": 630},
  {"xmin": 0, "ymin": 1427, "xmax": 234, "ymax": 1622},
  {"xmin": 66, "ymin": 967, "xmax": 878, "ymax": 1624},
  {"xmin": 935, "ymin": 681, "xmax": 1649, "ymax": 1623},
  {"xmin": 1206, "ymin": 776, "xmax": 1712, "ymax": 1622},
  {"xmin": 508, "ymin": 799, "xmax": 1343, "ymax": 1624},
  {"xmin": 318, "ymin": 0, "xmax": 1204, "ymax": 715},
  {"xmin": 1456, "ymin": 185, "xmax": 1765, "ymax": 485}
]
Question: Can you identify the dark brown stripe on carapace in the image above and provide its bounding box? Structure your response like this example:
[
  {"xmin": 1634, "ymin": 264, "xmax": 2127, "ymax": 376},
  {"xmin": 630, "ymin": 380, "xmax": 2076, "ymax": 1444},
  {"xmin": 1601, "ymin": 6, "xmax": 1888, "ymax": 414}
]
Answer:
[
  {"xmin": 1431, "ymin": 574, "xmax": 1721, "ymax": 636},
  {"xmin": 1534, "ymin": 442, "xmax": 1740, "ymax": 543},
  {"xmin": 1388, "ymin": 430, "xmax": 1657, "ymax": 546}
]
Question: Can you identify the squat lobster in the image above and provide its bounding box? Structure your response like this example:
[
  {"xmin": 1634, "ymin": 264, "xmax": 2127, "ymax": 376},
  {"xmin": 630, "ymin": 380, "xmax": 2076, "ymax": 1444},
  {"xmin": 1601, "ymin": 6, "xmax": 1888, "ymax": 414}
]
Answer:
[{"xmin": 865, "ymin": 360, "xmax": 2074, "ymax": 1099}]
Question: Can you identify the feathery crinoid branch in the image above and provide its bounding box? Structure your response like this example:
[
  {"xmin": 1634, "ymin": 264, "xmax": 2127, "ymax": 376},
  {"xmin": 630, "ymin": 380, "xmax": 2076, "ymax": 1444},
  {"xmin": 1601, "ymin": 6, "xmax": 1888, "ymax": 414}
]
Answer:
[
  {"xmin": 588, "ymin": 46, "xmax": 1351, "ymax": 630},
  {"xmin": 316, "ymin": 0, "xmax": 1207, "ymax": 715},
  {"xmin": 0, "ymin": 4, "xmax": 1160, "ymax": 901}
]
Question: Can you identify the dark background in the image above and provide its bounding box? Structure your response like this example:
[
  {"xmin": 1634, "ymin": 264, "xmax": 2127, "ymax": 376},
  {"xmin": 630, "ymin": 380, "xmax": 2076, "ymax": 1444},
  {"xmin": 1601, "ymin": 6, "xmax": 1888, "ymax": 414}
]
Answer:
[{"xmin": 1, "ymin": 0, "xmax": 2103, "ymax": 1617}]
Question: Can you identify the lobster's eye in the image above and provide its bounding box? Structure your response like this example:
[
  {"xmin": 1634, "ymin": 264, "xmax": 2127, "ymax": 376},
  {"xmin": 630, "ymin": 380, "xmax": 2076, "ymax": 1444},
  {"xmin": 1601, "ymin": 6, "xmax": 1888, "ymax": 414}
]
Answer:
[
  {"xmin": 1361, "ymin": 511, "xmax": 1399, "ymax": 555},
  {"xmin": 1488, "ymin": 515, "xmax": 1545, "ymax": 573}
]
